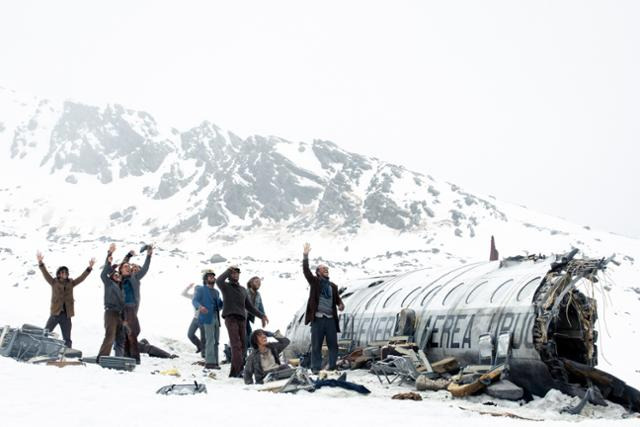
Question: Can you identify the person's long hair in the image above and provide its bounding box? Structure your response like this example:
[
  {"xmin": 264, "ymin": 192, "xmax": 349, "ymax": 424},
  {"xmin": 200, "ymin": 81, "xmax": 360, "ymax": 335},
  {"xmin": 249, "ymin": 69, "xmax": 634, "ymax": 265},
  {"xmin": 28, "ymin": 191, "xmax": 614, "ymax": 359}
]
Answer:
[{"xmin": 246, "ymin": 276, "xmax": 260, "ymax": 290}]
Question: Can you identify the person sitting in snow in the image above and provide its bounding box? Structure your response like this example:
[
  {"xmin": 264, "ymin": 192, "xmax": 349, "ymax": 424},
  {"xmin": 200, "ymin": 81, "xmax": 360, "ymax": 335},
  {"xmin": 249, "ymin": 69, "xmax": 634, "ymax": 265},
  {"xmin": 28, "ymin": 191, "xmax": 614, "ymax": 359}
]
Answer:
[
  {"xmin": 36, "ymin": 250, "xmax": 95, "ymax": 348},
  {"xmin": 244, "ymin": 329, "xmax": 291, "ymax": 384}
]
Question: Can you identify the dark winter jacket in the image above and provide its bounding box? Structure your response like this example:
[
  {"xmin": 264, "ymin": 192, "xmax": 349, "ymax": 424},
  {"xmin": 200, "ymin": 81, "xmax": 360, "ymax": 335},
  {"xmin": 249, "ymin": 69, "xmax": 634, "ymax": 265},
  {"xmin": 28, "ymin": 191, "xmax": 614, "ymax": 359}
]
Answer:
[
  {"xmin": 100, "ymin": 257, "xmax": 124, "ymax": 313},
  {"xmin": 192, "ymin": 284, "xmax": 223, "ymax": 325},
  {"xmin": 243, "ymin": 335, "xmax": 290, "ymax": 385},
  {"xmin": 302, "ymin": 255, "xmax": 342, "ymax": 332},
  {"xmin": 216, "ymin": 269, "xmax": 264, "ymax": 320},
  {"xmin": 38, "ymin": 262, "xmax": 92, "ymax": 317},
  {"xmin": 122, "ymin": 253, "xmax": 151, "ymax": 306}
]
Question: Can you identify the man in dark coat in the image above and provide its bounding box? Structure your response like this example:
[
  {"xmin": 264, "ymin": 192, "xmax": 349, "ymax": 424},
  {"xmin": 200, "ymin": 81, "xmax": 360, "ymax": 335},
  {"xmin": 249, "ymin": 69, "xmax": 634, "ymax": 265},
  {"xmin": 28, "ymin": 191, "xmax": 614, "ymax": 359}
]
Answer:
[
  {"xmin": 216, "ymin": 266, "xmax": 268, "ymax": 378},
  {"xmin": 244, "ymin": 329, "xmax": 290, "ymax": 385},
  {"xmin": 98, "ymin": 246, "xmax": 125, "ymax": 357},
  {"xmin": 36, "ymin": 251, "xmax": 95, "ymax": 348},
  {"xmin": 302, "ymin": 243, "xmax": 344, "ymax": 373}
]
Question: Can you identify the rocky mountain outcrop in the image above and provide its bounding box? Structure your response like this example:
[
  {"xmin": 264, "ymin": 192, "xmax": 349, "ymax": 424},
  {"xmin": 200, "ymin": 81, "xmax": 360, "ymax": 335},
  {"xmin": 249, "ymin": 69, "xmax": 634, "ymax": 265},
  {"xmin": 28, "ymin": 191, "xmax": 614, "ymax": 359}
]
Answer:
[{"xmin": 2, "ymin": 92, "xmax": 508, "ymax": 240}]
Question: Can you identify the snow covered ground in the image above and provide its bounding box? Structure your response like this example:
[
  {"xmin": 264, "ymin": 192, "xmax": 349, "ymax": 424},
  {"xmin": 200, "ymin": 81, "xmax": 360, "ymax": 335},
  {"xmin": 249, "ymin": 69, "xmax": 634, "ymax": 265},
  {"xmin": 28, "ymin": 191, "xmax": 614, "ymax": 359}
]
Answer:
[
  {"xmin": 1, "ymin": 241, "xmax": 639, "ymax": 426},
  {"xmin": 1, "ymin": 87, "xmax": 640, "ymax": 425}
]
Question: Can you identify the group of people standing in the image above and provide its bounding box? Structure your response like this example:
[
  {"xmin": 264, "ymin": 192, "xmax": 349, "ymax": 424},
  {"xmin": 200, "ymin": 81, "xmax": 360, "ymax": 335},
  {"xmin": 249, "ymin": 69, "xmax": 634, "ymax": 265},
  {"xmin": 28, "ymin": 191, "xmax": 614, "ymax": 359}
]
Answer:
[
  {"xmin": 36, "ymin": 243, "xmax": 153, "ymax": 364},
  {"xmin": 186, "ymin": 266, "xmax": 268, "ymax": 375},
  {"xmin": 97, "ymin": 243, "xmax": 152, "ymax": 363},
  {"xmin": 36, "ymin": 242, "xmax": 345, "ymax": 380}
]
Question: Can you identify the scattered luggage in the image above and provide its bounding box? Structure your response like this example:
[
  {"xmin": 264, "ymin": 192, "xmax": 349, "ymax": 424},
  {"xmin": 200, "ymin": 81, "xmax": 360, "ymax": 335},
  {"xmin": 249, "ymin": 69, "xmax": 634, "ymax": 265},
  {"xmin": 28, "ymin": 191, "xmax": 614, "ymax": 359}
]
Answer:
[
  {"xmin": 0, "ymin": 324, "xmax": 81, "ymax": 362},
  {"xmin": 157, "ymin": 381, "xmax": 207, "ymax": 395},
  {"xmin": 83, "ymin": 355, "xmax": 137, "ymax": 371}
]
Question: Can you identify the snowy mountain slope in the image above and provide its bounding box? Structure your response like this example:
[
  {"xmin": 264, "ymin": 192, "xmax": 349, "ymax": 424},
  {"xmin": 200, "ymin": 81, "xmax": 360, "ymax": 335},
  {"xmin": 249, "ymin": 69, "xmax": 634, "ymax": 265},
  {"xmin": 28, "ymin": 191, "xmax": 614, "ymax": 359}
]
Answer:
[
  {"xmin": 2, "ymin": 86, "xmax": 639, "ymax": 260},
  {"xmin": 1, "ymin": 87, "xmax": 640, "ymax": 425}
]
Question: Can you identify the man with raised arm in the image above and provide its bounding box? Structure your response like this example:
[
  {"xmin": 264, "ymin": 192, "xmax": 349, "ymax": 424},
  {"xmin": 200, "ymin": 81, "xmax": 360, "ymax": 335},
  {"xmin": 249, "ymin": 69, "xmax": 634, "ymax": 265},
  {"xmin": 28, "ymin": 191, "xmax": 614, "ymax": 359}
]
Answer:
[
  {"xmin": 98, "ymin": 243, "xmax": 125, "ymax": 357},
  {"xmin": 114, "ymin": 244, "xmax": 153, "ymax": 358},
  {"xmin": 36, "ymin": 251, "xmax": 95, "ymax": 348},
  {"xmin": 302, "ymin": 242, "xmax": 344, "ymax": 373},
  {"xmin": 216, "ymin": 265, "xmax": 268, "ymax": 378}
]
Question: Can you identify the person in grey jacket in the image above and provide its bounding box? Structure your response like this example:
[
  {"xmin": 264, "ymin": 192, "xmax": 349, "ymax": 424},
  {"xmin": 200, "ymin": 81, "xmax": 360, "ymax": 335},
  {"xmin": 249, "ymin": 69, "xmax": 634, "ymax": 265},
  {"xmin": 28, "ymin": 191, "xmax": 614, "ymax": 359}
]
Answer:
[
  {"xmin": 216, "ymin": 266, "xmax": 268, "ymax": 378},
  {"xmin": 244, "ymin": 329, "xmax": 290, "ymax": 385},
  {"xmin": 98, "ymin": 245, "xmax": 125, "ymax": 358}
]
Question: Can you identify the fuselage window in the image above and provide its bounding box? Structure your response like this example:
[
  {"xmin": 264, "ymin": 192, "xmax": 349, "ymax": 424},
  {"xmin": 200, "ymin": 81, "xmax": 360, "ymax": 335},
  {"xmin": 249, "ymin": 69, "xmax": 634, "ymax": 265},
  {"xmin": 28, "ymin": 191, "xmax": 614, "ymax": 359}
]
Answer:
[
  {"xmin": 383, "ymin": 289, "xmax": 402, "ymax": 308},
  {"xmin": 490, "ymin": 279, "xmax": 515, "ymax": 303},
  {"xmin": 368, "ymin": 280, "xmax": 385, "ymax": 288},
  {"xmin": 401, "ymin": 287, "xmax": 422, "ymax": 307},
  {"xmin": 365, "ymin": 289, "xmax": 385, "ymax": 311},
  {"xmin": 421, "ymin": 285, "xmax": 443, "ymax": 306},
  {"xmin": 442, "ymin": 282, "xmax": 465, "ymax": 306},
  {"xmin": 465, "ymin": 281, "xmax": 488, "ymax": 304},
  {"xmin": 516, "ymin": 276, "xmax": 541, "ymax": 302}
]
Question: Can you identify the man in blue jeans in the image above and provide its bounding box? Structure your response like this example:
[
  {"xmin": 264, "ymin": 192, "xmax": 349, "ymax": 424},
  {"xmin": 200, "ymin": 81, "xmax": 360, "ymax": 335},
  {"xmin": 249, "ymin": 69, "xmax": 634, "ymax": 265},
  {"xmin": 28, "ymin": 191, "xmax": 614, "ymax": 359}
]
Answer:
[
  {"xmin": 193, "ymin": 271, "xmax": 223, "ymax": 369},
  {"xmin": 302, "ymin": 243, "xmax": 344, "ymax": 373}
]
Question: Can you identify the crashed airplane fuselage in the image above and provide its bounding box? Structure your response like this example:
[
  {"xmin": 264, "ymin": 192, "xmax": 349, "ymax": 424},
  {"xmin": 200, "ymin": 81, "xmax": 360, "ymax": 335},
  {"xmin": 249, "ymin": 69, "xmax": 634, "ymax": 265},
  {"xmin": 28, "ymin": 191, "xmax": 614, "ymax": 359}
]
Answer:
[{"xmin": 286, "ymin": 250, "xmax": 640, "ymax": 411}]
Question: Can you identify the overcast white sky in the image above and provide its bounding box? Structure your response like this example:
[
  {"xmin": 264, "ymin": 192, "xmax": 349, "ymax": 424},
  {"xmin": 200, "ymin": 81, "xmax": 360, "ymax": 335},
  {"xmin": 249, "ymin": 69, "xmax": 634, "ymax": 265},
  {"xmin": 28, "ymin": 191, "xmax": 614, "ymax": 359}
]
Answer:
[{"xmin": 1, "ymin": 1, "xmax": 638, "ymax": 238}]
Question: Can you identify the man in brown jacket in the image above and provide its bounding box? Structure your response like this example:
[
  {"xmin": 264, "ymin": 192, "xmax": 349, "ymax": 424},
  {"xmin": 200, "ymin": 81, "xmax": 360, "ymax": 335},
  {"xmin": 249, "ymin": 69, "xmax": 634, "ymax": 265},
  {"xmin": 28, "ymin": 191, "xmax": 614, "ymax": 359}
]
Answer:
[
  {"xmin": 37, "ymin": 251, "xmax": 95, "ymax": 348},
  {"xmin": 302, "ymin": 243, "xmax": 344, "ymax": 373}
]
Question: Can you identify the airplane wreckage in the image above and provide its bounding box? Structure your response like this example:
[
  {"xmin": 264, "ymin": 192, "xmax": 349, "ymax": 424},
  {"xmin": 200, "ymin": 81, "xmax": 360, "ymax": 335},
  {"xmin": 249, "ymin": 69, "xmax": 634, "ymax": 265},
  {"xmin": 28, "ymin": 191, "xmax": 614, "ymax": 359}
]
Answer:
[{"xmin": 286, "ymin": 247, "xmax": 640, "ymax": 413}]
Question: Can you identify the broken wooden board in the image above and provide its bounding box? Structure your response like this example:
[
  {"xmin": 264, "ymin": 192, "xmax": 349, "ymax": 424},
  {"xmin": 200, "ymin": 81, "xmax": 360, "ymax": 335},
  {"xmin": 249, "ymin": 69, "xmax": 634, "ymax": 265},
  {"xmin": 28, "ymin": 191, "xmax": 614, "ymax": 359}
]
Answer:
[
  {"xmin": 45, "ymin": 360, "xmax": 84, "ymax": 368},
  {"xmin": 457, "ymin": 406, "xmax": 542, "ymax": 421},
  {"xmin": 448, "ymin": 365, "xmax": 503, "ymax": 397},
  {"xmin": 417, "ymin": 350, "xmax": 434, "ymax": 373},
  {"xmin": 416, "ymin": 375, "xmax": 451, "ymax": 391},
  {"xmin": 431, "ymin": 357, "xmax": 459, "ymax": 374}
]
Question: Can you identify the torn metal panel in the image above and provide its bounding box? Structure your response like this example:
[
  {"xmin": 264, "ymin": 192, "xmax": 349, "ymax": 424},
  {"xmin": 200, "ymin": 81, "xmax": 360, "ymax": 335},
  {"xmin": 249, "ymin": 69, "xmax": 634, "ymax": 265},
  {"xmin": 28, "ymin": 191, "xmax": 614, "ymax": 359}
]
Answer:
[{"xmin": 0, "ymin": 324, "xmax": 74, "ymax": 362}]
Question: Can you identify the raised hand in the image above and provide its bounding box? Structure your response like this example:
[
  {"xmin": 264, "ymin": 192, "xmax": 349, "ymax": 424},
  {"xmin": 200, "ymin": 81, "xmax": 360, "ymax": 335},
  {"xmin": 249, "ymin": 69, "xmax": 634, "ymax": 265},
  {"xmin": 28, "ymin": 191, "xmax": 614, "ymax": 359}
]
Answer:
[
  {"xmin": 108, "ymin": 243, "xmax": 116, "ymax": 254},
  {"xmin": 89, "ymin": 258, "xmax": 96, "ymax": 268},
  {"xmin": 36, "ymin": 251, "xmax": 44, "ymax": 263},
  {"xmin": 147, "ymin": 244, "xmax": 154, "ymax": 256},
  {"xmin": 303, "ymin": 243, "xmax": 311, "ymax": 255}
]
